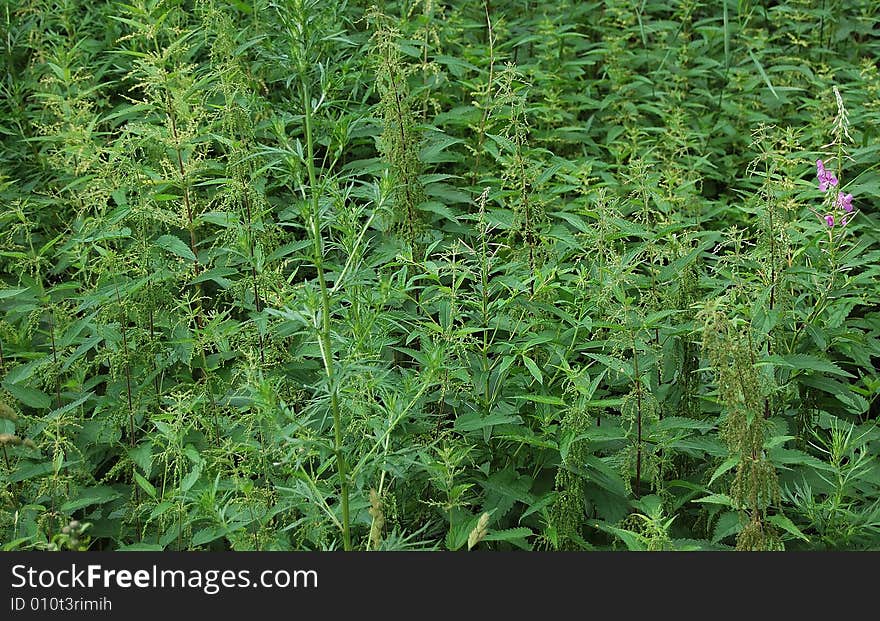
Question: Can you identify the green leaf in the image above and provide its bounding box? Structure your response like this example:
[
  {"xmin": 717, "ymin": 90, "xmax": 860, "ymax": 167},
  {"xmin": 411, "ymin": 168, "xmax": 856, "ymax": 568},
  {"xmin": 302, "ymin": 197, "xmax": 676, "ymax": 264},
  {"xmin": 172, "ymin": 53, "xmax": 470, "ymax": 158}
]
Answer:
[
  {"xmin": 128, "ymin": 443, "xmax": 153, "ymax": 478},
  {"xmin": 768, "ymin": 514, "xmax": 809, "ymax": 542},
  {"xmin": 117, "ymin": 543, "xmax": 164, "ymax": 551},
  {"xmin": 712, "ymin": 511, "xmax": 742, "ymax": 544},
  {"xmin": 768, "ymin": 448, "xmax": 834, "ymax": 472},
  {"xmin": 603, "ymin": 525, "xmax": 646, "ymax": 551},
  {"xmin": 520, "ymin": 492, "xmax": 558, "ymax": 522},
  {"xmin": 0, "ymin": 288, "xmax": 28, "ymax": 299},
  {"xmin": 191, "ymin": 527, "xmax": 227, "ymax": 547},
  {"xmin": 482, "ymin": 527, "xmax": 533, "ymax": 542},
  {"xmin": 454, "ymin": 411, "xmax": 522, "ymax": 433},
  {"xmin": 747, "ymin": 48, "xmax": 779, "ymax": 99},
  {"xmin": 765, "ymin": 354, "xmax": 854, "ymax": 378},
  {"xmin": 180, "ymin": 463, "xmax": 203, "ymax": 493},
  {"xmin": 693, "ymin": 493, "xmax": 733, "ymax": 507},
  {"xmin": 9, "ymin": 461, "xmax": 56, "ymax": 483},
  {"xmin": 155, "ymin": 234, "xmax": 196, "ymax": 262},
  {"xmin": 3, "ymin": 383, "xmax": 52, "ymax": 410},
  {"xmin": 60, "ymin": 486, "xmax": 121, "ymax": 513},
  {"xmin": 133, "ymin": 472, "xmax": 157, "ymax": 499},
  {"xmin": 522, "ymin": 356, "xmax": 543, "ymax": 384},
  {"xmin": 709, "ymin": 455, "xmax": 739, "ymax": 487},
  {"xmin": 45, "ymin": 392, "xmax": 94, "ymax": 422},
  {"xmin": 514, "ymin": 394, "xmax": 566, "ymax": 406}
]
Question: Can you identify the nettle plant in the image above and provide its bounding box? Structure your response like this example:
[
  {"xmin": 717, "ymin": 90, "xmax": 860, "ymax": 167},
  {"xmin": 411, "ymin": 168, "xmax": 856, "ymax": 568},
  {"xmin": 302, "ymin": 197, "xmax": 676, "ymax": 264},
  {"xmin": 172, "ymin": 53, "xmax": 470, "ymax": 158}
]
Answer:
[{"xmin": 0, "ymin": 0, "xmax": 878, "ymax": 551}]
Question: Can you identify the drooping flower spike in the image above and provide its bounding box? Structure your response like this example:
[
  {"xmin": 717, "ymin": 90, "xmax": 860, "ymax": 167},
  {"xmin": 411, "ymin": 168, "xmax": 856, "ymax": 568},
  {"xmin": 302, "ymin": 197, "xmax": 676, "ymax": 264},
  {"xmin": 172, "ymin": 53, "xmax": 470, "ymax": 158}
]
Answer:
[
  {"xmin": 817, "ymin": 159, "xmax": 838, "ymax": 192},
  {"xmin": 836, "ymin": 192, "xmax": 853, "ymax": 212}
]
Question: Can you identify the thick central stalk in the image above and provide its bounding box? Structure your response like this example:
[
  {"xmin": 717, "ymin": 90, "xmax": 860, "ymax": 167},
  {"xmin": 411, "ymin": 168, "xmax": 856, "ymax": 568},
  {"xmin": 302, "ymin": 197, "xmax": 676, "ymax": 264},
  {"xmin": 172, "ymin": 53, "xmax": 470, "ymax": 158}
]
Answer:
[{"xmin": 302, "ymin": 80, "xmax": 351, "ymax": 551}]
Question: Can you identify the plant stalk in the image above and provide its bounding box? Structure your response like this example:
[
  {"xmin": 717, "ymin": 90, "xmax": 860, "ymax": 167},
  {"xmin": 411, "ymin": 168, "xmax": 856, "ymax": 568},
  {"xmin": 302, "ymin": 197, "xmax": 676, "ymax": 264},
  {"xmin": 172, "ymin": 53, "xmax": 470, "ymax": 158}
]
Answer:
[{"xmin": 303, "ymin": 79, "xmax": 351, "ymax": 551}]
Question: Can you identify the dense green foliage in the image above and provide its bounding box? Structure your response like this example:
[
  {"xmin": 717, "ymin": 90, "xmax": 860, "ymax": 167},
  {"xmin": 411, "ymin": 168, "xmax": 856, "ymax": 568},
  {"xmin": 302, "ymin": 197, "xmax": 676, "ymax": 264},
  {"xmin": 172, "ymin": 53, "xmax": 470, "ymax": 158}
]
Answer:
[{"xmin": 1, "ymin": 0, "xmax": 879, "ymax": 551}]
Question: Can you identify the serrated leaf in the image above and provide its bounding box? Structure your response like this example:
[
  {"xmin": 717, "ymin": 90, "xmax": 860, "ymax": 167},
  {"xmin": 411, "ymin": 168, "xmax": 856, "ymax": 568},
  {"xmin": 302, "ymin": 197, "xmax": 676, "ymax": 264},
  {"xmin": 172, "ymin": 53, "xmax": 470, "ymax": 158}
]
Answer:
[
  {"xmin": 712, "ymin": 511, "xmax": 742, "ymax": 544},
  {"xmin": 766, "ymin": 354, "xmax": 853, "ymax": 378},
  {"xmin": 709, "ymin": 455, "xmax": 739, "ymax": 487},
  {"xmin": 155, "ymin": 234, "xmax": 196, "ymax": 262},
  {"xmin": 693, "ymin": 493, "xmax": 733, "ymax": 507},
  {"xmin": 180, "ymin": 463, "xmax": 203, "ymax": 493},
  {"xmin": 117, "ymin": 543, "xmax": 164, "ymax": 551},
  {"xmin": 768, "ymin": 514, "xmax": 809, "ymax": 542},
  {"xmin": 60, "ymin": 486, "xmax": 121, "ymax": 513},
  {"xmin": 133, "ymin": 471, "xmax": 157, "ymax": 499},
  {"xmin": 454, "ymin": 411, "xmax": 521, "ymax": 433},
  {"xmin": 191, "ymin": 527, "xmax": 227, "ymax": 547},
  {"xmin": 482, "ymin": 527, "xmax": 533, "ymax": 542},
  {"xmin": 3, "ymin": 383, "xmax": 52, "ymax": 409},
  {"xmin": 0, "ymin": 288, "xmax": 28, "ymax": 299},
  {"xmin": 45, "ymin": 392, "xmax": 94, "ymax": 422},
  {"xmin": 515, "ymin": 394, "xmax": 566, "ymax": 406},
  {"xmin": 520, "ymin": 492, "xmax": 558, "ymax": 522}
]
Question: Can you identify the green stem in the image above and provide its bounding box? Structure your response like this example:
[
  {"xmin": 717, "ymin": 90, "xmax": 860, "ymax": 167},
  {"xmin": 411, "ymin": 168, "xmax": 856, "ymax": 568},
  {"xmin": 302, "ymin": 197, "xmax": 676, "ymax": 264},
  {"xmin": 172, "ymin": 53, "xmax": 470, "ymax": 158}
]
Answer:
[{"xmin": 302, "ymin": 79, "xmax": 351, "ymax": 551}]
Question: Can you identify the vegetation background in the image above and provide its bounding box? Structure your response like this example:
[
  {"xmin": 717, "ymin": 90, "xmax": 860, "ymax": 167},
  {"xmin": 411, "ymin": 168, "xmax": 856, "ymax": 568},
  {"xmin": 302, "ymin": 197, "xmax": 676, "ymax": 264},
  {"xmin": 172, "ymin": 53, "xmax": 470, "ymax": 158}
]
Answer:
[{"xmin": 1, "ymin": 0, "xmax": 879, "ymax": 551}]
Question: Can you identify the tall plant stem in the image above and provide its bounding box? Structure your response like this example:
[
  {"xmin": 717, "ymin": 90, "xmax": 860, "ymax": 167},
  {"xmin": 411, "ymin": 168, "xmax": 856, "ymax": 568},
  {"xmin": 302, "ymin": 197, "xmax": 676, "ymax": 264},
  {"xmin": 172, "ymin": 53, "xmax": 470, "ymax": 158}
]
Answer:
[
  {"xmin": 632, "ymin": 331, "xmax": 643, "ymax": 499},
  {"xmin": 164, "ymin": 90, "xmax": 205, "ymax": 335},
  {"xmin": 48, "ymin": 309, "xmax": 61, "ymax": 410},
  {"xmin": 242, "ymin": 188, "xmax": 265, "ymax": 364},
  {"xmin": 302, "ymin": 79, "xmax": 351, "ymax": 551},
  {"xmin": 114, "ymin": 281, "xmax": 136, "ymax": 447},
  {"xmin": 148, "ymin": 305, "xmax": 161, "ymax": 407},
  {"xmin": 471, "ymin": 0, "xmax": 495, "ymax": 186},
  {"xmin": 479, "ymin": 199, "xmax": 491, "ymax": 417}
]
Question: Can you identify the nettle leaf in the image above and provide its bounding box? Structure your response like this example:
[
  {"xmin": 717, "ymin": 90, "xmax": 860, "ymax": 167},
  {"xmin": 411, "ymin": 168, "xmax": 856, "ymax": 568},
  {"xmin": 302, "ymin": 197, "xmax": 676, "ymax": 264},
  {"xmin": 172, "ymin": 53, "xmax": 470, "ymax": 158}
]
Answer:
[
  {"xmin": 127, "ymin": 442, "xmax": 153, "ymax": 478},
  {"xmin": 481, "ymin": 468, "xmax": 534, "ymax": 521},
  {"xmin": 598, "ymin": 524, "xmax": 646, "ymax": 551},
  {"xmin": 515, "ymin": 394, "xmax": 566, "ymax": 406},
  {"xmin": 765, "ymin": 354, "xmax": 854, "ymax": 378},
  {"xmin": 709, "ymin": 455, "xmax": 739, "ymax": 487},
  {"xmin": 445, "ymin": 511, "xmax": 480, "ymax": 551},
  {"xmin": 0, "ymin": 288, "xmax": 29, "ymax": 299},
  {"xmin": 693, "ymin": 493, "xmax": 734, "ymax": 507},
  {"xmin": 180, "ymin": 462, "xmax": 203, "ymax": 493},
  {"xmin": 768, "ymin": 514, "xmax": 810, "ymax": 542},
  {"xmin": 482, "ymin": 527, "xmax": 533, "ymax": 549},
  {"xmin": 60, "ymin": 485, "xmax": 122, "ymax": 513},
  {"xmin": 155, "ymin": 234, "xmax": 196, "ymax": 262},
  {"xmin": 133, "ymin": 472, "xmax": 157, "ymax": 500},
  {"xmin": 1, "ymin": 0, "xmax": 877, "ymax": 554},
  {"xmin": 454, "ymin": 411, "xmax": 522, "ymax": 433},
  {"xmin": 3, "ymin": 383, "xmax": 52, "ymax": 410},
  {"xmin": 45, "ymin": 392, "xmax": 94, "ymax": 422},
  {"xmin": 117, "ymin": 543, "xmax": 164, "ymax": 552},
  {"xmin": 799, "ymin": 376, "xmax": 870, "ymax": 415},
  {"xmin": 191, "ymin": 527, "xmax": 228, "ymax": 547},
  {"xmin": 712, "ymin": 511, "xmax": 742, "ymax": 544},
  {"xmin": 769, "ymin": 448, "xmax": 835, "ymax": 472}
]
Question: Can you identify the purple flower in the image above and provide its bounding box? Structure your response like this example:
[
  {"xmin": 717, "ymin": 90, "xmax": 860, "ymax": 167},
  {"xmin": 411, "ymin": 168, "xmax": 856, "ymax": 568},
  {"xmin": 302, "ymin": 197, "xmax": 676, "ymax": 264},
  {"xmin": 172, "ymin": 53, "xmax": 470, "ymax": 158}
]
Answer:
[
  {"xmin": 836, "ymin": 192, "xmax": 853, "ymax": 212},
  {"xmin": 825, "ymin": 214, "xmax": 835, "ymax": 227},
  {"xmin": 817, "ymin": 160, "xmax": 838, "ymax": 192}
]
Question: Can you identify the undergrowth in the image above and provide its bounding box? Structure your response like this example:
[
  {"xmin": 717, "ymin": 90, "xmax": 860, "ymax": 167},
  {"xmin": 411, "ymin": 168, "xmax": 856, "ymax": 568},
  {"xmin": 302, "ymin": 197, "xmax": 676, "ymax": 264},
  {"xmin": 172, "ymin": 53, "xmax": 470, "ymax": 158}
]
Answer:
[{"xmin": 1, "ymin": 0, "xmax": 878, "ymax": 551}]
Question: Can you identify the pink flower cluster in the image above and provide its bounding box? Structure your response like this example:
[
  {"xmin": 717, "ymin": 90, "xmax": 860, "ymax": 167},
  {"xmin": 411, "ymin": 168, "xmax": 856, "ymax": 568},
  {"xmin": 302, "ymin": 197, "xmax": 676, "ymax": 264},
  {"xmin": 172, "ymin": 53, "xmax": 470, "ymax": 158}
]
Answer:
[
  {"xmin": 817, "ymin": 159, "xmax": 838, "ymax": 191},
  {"xmin": 816, "ymin": 160, "xmax": 854, "ymax": 228}
]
